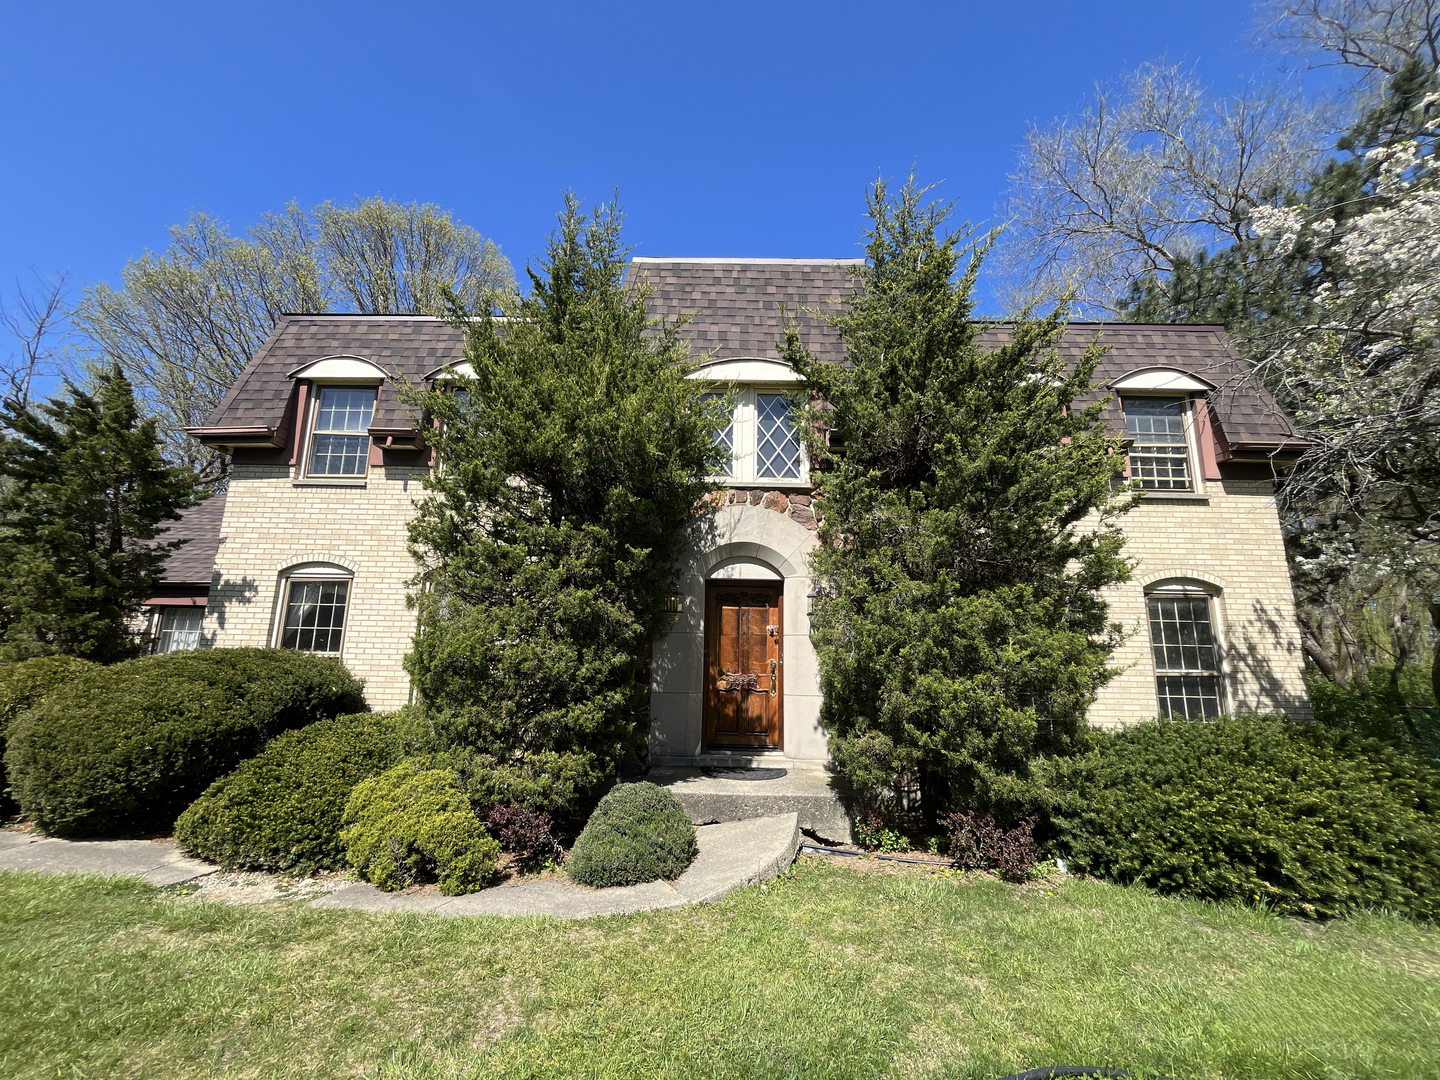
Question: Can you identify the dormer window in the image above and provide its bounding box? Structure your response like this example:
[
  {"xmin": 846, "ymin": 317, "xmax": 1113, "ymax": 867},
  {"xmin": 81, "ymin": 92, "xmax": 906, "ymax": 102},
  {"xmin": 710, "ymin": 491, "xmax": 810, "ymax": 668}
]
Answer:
[
  {"xmin": 756, "ymin": 394, "xmax": 802, "ymax": 480},
  {"xmin": 307, "ymin": 386, "xmax": 375, "ymax": 477},
  {"xmin": 688, "ymin": 358, "xmax": 808, "ymax": 486},
  {"xmin": 1123, "ymin": 397, "xmax": 1192, "ymax": 491},
  {"xmin": 1110, "ymin": 368, "xmax": 1217, "ymax": 495}
]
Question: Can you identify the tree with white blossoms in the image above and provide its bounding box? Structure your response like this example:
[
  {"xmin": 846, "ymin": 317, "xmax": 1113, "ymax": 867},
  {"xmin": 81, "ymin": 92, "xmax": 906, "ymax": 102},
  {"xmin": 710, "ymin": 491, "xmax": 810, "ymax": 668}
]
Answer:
[{"xmin": 1250, "ymin": 70, "xmax": 1440, "ymax": 702}]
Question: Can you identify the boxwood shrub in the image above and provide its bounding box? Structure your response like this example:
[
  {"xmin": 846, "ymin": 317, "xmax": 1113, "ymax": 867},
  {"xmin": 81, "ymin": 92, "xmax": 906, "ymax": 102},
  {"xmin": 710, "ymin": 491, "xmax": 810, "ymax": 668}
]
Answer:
[
  {"xmin": 176, "ymin": 710, "xmax": 415, "ymax": 873},
  {"xmin": 566, "ymin": 782, "xmax": 697, "ymax": 888},
  {"xmin": 0, "ymin": 656, "xmax": 100, "ymax": 817},
  {"xmin": 1049, "ymin": 715, "xmax": 1440, "ymax": 919},
  {"xmin": 6, "ymin": 648, "xmax": 366, "ymax": 837},
  {"xmin": 341, "ymin": 761, "xmax": 500, "ymax": 895}
]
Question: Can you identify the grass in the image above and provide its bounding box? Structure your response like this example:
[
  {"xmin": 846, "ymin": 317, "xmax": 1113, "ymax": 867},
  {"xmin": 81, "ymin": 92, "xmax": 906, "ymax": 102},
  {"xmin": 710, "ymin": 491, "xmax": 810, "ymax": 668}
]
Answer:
[{"xmin": 1, "ymin": 858, "xmax": 1437, "ymax": 1080}]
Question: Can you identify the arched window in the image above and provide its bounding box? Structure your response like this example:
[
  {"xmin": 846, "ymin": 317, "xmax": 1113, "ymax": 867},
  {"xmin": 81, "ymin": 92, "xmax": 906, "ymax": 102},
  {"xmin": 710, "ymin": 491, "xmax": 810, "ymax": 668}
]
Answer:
[
  {"xmin": 273, "ymin": 563, "xmax": 354, "ymax": 655},
  {"xmin": 1145, "ymin": 581, "xmax": 1227, "ymax": 718}
]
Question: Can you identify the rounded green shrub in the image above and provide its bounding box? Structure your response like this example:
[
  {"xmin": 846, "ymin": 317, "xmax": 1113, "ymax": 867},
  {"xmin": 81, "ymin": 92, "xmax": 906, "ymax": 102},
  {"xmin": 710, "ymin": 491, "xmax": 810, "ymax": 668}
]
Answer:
[
  {"xmin": 566, "ymin": 782, "xmax": 697, "ymax": 888},
  {"xmin": 341, "ymin": 761, "xmax": 500, "ymax": 895},
  {"xmin": 1049, "ymin": 715, "xmax": 1440, "ymax": 919},
  {"xmin": 175, "ymin": 710, "xmax": 417, "ymax": 873},
  {"xmin": 6, "ymin": 648, "xmax": 366, "ymax": 837},
  {"xmin": 0, "ymin": 656, "xmax": 99, "ymax": 817}
]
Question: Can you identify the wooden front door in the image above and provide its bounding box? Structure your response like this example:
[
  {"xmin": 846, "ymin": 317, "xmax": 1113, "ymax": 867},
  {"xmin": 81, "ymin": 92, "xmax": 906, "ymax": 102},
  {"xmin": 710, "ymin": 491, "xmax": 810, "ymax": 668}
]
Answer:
[{"xmin": 703, "ymin": 582, "xmax": 783, "ymax": 749}]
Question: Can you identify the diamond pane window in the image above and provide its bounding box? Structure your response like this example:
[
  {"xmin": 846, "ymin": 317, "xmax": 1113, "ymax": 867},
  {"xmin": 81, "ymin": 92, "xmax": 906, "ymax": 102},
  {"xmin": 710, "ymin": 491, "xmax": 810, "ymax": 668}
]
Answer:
[
  {"xmin": 1124, "ymin": 397, "xmax": 1191, "ymax": 490},
  {"xmin": 307, "ymin": 387, "xmax": 375, "ymax": 476},
  {"xmin": 1148, "ymin": 592, "xmax": 1223, "ymax": 718},
  {"xmin": 756, "ymin": 394, "xmax": 801, "ymax": 480},
  {"xmin": 156, "ymin": 607, "xmax": 203, "ymax": 653},
  {"xmin": 701, "ymin": 393, "xmax": 734, "ymax": 475},
  {"xmin": 280, "ymin": 579, "xmax": 350, "ymax": 653}
]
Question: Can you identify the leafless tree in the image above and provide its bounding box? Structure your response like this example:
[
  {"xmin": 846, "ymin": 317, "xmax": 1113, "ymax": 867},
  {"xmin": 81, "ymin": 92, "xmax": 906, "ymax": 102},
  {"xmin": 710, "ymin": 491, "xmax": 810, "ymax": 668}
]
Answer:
[
  {"xmin": 997, "ymin": 63, "xmax": 1331, "ymax": 314},
  {"xmin": 0, "ymin": 271, "xmax": 71, "ymax": 409},
  {"xmin": 1260, "ymin": 0, "xmax": 1440, "ymax": 86}
]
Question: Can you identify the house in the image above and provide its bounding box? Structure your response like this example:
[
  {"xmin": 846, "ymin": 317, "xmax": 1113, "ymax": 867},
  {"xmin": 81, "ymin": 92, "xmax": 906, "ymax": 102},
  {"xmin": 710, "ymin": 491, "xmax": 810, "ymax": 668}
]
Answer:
[{"xmin": 156, "ymin": 257, "xmax": 1313, "ymax": 770}]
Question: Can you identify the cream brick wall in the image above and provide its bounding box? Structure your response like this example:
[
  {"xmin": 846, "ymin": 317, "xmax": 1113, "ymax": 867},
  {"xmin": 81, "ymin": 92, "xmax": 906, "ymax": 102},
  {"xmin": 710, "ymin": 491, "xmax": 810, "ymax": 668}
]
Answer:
[
  {"xmin": 1091, "ymin": 478, "xmax": 1312, "ymax": 726},
  {"xmin": 202, "ymin": 462, "xmax": 426, "ymax": 711},
  {"xmin": 202, "ymin": 465, "xmax": 1311, "ymax": 727}
]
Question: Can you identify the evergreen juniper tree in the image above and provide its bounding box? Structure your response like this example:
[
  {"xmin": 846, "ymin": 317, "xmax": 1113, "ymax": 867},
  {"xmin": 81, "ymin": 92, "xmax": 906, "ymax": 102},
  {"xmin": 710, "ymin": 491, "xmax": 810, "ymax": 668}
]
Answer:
[
  {"xmin": 401, "ymin": 196, "xmax": 727, "ymax": 816},
  {"xmin": 785, "ymin": 176, "xmax": 1135, "ymax": 825},
  {"xmin": 0, "ymin": 366, "xmax": 198, "ymax": 662}
]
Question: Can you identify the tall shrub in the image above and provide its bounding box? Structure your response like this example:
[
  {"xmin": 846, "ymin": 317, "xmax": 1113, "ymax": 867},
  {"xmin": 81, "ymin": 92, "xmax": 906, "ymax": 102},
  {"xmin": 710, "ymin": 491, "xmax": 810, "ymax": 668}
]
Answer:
[
  {"xmin": 785, "ymin": 175, "xmax": 1134, "ymax": 823},
  {"xmin": 400, "ymin": 196, "xmax": 726, "ymax": 815}
]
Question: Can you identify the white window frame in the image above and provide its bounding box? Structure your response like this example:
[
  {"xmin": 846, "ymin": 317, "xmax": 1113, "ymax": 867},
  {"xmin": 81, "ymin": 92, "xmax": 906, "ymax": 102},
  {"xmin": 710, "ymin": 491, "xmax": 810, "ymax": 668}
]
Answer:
[
  {"xmin": 153, "ymin": 606, "xmax": 204, "ymax": 653},
  {"xmin": 689, "ymin": 358, "xmax": 810, "ymax": 488},
  {"xmin": 300, "ymin": 383, "xmax": 379, "ymax": 480},
  {"xmin": 1145, "ymin": 583, "xmax": 1232, "ymax": 718},
  {"xmin": 698, "ymin": 386, "xmax": 810, "ymax": 487},
  {"xmin": 1122, "ymin": 394, "xmax": 1203, "ymax": 494},
  {"xmin": 271, "ymin": 564, "xmax": 355, "ymax": 656}
]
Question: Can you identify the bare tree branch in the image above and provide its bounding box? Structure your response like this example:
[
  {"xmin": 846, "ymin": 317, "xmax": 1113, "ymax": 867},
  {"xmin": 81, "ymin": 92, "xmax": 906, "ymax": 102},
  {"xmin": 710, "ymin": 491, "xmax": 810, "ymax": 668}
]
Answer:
[
  {"xmin": 0, "ymin": 271, "xmax": 71, "ymax": 410},
  {"xmin": 72, "ymin": 197, "xmax": 516, "ymax": 482},
  {"xmin": 1260, "ymin": 0, "xmax": 1440, "ymax": 86},
  {"xmin": 997, "ymin": 63, "xmax": 1331, "ymax": 314}
]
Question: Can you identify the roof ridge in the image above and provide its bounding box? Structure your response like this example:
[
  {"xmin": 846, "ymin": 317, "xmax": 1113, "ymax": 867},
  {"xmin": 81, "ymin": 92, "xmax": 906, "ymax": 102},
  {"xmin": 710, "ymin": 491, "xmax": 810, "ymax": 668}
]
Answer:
[
  {"xmin": 277, "ymin": 312, "xmax": 455, "ymax": 321},
  {"xmin": 630, "ymin": 257, "xmax": 865, "ymax": 266}
]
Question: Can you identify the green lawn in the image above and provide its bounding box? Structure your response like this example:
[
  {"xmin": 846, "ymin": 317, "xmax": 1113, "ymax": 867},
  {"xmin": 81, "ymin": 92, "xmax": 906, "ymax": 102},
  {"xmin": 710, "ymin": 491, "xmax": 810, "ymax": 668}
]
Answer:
[{"xmin": 1, "ymin": 858, "xmax": 1436, "ymax": 1080}]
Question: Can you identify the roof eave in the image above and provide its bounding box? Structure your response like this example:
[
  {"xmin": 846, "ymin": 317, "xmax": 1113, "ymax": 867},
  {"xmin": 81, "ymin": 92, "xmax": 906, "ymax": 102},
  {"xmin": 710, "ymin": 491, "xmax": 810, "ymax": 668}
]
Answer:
[
  {"xmin": 1215, "ymin": 440, "xmax": 1311, "ymax": 463},
  {"xmin": 184, "ymin": 425, "xmax": 283, "ymax": 449}
]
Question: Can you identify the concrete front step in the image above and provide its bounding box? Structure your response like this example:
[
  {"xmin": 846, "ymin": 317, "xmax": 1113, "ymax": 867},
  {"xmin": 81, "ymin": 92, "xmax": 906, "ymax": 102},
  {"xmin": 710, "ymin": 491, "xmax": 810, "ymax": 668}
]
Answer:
[{"xmin": 650, "ymin": 765, "xmax": 855, "ymax": 844}]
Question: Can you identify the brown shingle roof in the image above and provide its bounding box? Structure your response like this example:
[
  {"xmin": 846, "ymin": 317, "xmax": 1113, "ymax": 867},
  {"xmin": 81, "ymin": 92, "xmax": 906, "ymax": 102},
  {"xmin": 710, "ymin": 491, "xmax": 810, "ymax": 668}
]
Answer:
[
  {"xmin": 628, "ymin": 258, "xmax": 861, "ymax": 367},
  {"xmin": 202, "ymin": 316, "xmax": 467, "ymax": 433},
  {"xmin": 975, "ymin": 323, "xmax": 1303, "ymax": 450},
  {"xmin": 197, "ymin": 264, "xmax": 1301, "ymax": 454},
  {"xmin": 157, "ymin": 492, "xmax": 226, "ymax": 585}
]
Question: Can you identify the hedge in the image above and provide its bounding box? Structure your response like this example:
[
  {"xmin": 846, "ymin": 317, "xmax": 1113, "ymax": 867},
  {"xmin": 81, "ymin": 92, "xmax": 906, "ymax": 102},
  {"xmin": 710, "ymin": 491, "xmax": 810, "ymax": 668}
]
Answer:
[
  {"xmin": 1048, "ymin": 715, "xmax": 1440, "ymax": 919},
  {"xmin": 0, "ymin": 656, "xmax": 100, "ymax": 817},
  {"xmin": 175, "ymin": 710, "xmax": 414, "ymax": 873},
  {"xmin": 566, "ymin": 782, "xmax": 697, "ymax": 888},
  {"xmin": 341, "ymin": 761, "xmax": 500, "ymax": 895},
  {"xmin": 6, "ymin": 648, "xmax": 366, "ymax": 836}
]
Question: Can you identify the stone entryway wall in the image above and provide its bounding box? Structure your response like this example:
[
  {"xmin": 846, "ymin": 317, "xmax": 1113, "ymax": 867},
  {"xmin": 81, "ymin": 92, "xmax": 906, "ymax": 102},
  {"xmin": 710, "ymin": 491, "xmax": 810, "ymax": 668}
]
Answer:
[
  {"xmin": 649, "ymin": 503, "xmax": 826, "ymax": 767},
  {"xmin": 708, "ymin": 488, "xmax": 820, "ymax": 532}
]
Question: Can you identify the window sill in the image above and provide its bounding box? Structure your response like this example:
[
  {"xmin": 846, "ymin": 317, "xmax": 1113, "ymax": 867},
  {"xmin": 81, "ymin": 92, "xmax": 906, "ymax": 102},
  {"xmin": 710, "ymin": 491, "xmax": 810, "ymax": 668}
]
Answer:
[
  {"xmin": 1139, "ymin": 490, "xmax": 1209, "ymax": 503},
  {"xmin": 711, "ymin": 477, "xmax": 813, "ymax": 490},
  {"xmin": 292, "ymin": 477, "xmax": 368, "ymax": 488}
]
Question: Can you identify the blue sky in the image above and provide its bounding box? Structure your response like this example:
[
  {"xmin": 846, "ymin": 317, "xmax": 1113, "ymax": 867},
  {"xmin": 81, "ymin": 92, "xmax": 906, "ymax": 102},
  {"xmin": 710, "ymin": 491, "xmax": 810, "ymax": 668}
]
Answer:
[{"xmin": 1, "ymin": 1, "xmax": 1299, "ymax": 314}]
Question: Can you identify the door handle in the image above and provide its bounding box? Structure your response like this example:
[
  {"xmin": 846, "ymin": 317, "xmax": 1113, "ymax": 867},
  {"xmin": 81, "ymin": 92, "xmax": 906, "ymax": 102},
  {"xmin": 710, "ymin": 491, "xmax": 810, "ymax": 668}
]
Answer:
[{"xmin": 769, "ymin": 658, "xmax": 778, "ymax": 696}]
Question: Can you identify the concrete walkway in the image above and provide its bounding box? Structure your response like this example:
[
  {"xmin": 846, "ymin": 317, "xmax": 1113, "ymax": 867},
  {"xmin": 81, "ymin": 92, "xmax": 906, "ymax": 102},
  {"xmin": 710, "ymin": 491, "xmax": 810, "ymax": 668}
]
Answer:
[
  {"xmin": 0, "ymin": 829, "xmax": 216, "ymax": 887},
  {"xmin": 312, "ymin": 813, "xmax": 801, "ymax": 918},
  {"xmin": 0, "ymin": 812, "xmax": 802, "ymax": 920}
]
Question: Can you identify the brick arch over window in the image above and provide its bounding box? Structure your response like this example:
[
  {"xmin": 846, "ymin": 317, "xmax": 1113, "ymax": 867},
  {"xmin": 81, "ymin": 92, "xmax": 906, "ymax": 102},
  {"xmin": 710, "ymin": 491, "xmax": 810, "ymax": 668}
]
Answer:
[
  {"xmin": 1138, "ymin": 569, "xmax": 1228, "ymax": 593},
  {"xmin": 274, "ymin": 553, "xmax": 359, "ymax": 576}
]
